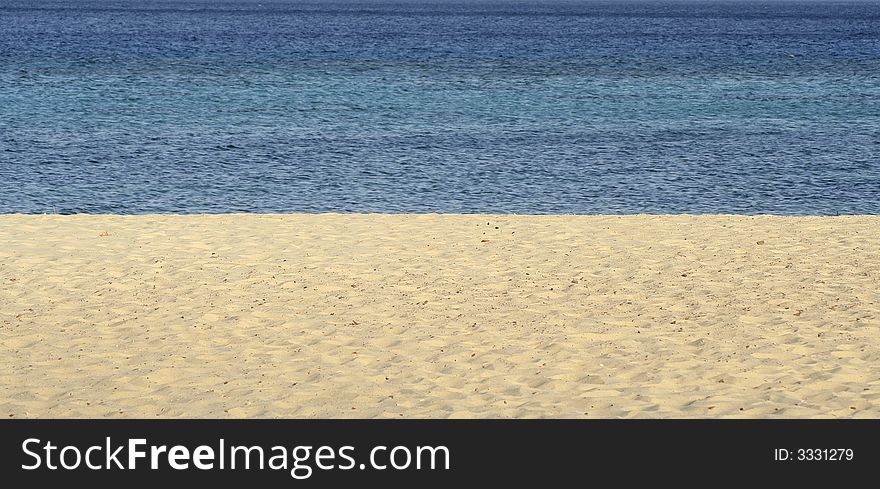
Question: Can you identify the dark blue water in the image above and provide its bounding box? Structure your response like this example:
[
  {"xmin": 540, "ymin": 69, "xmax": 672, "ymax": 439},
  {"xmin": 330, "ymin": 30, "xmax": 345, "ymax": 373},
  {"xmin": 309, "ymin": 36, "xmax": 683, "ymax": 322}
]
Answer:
[{"xmin": 1, "ymin": 0, "xmax": 878, "ymax": 214}]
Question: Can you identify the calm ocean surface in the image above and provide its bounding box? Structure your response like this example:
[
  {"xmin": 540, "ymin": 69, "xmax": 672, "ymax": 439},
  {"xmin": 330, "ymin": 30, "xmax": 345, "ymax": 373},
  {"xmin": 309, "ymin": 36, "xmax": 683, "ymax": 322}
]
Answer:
[{"xmin": 1, "ymin": 0, "xmax": 878, "ymax": 214}]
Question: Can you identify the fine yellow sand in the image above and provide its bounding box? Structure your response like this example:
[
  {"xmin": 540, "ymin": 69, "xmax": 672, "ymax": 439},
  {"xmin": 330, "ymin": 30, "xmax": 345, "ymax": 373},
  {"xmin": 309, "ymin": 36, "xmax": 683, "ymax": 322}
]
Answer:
[{"xmin": 1, "ymin": 214, "xmax": 878, "ymax": 418}]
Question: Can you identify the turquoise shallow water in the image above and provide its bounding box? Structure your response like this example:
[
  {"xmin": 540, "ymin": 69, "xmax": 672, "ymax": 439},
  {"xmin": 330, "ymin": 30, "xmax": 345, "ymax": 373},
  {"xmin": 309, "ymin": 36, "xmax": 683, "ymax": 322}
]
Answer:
[{"xmin": 1, "ymin": 0, "xmax": 878, "ymax": 214}]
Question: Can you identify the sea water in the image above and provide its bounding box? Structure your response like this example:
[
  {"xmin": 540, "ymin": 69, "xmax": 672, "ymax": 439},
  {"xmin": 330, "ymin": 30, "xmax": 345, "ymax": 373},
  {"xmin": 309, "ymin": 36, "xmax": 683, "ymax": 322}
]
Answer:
[{"xmin": 1, "ymin": 0, "xmax": 878, "ymax": 214}]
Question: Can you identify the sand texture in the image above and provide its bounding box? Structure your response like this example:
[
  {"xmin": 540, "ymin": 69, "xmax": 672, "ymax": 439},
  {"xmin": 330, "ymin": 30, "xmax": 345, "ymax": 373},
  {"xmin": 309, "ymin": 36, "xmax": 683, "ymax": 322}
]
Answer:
[{"xmin": 1, "ymin": 214, "xmax": 878, "ymax": 418}]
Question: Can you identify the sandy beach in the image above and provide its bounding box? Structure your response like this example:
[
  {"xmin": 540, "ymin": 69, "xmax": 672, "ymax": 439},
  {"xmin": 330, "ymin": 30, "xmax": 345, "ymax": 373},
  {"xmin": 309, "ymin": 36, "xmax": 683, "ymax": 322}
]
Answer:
[{"xmin": 1, "ymin": 214, "xmax": 878, "ymax": 418}]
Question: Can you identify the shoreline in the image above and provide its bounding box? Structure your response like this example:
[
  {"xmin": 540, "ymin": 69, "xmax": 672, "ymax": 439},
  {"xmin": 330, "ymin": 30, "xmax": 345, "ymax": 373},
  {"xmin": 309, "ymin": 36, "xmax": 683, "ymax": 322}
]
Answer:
[{"xmin": 2, "ymin": 214, "xmax": 878, "ymax": 418}]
